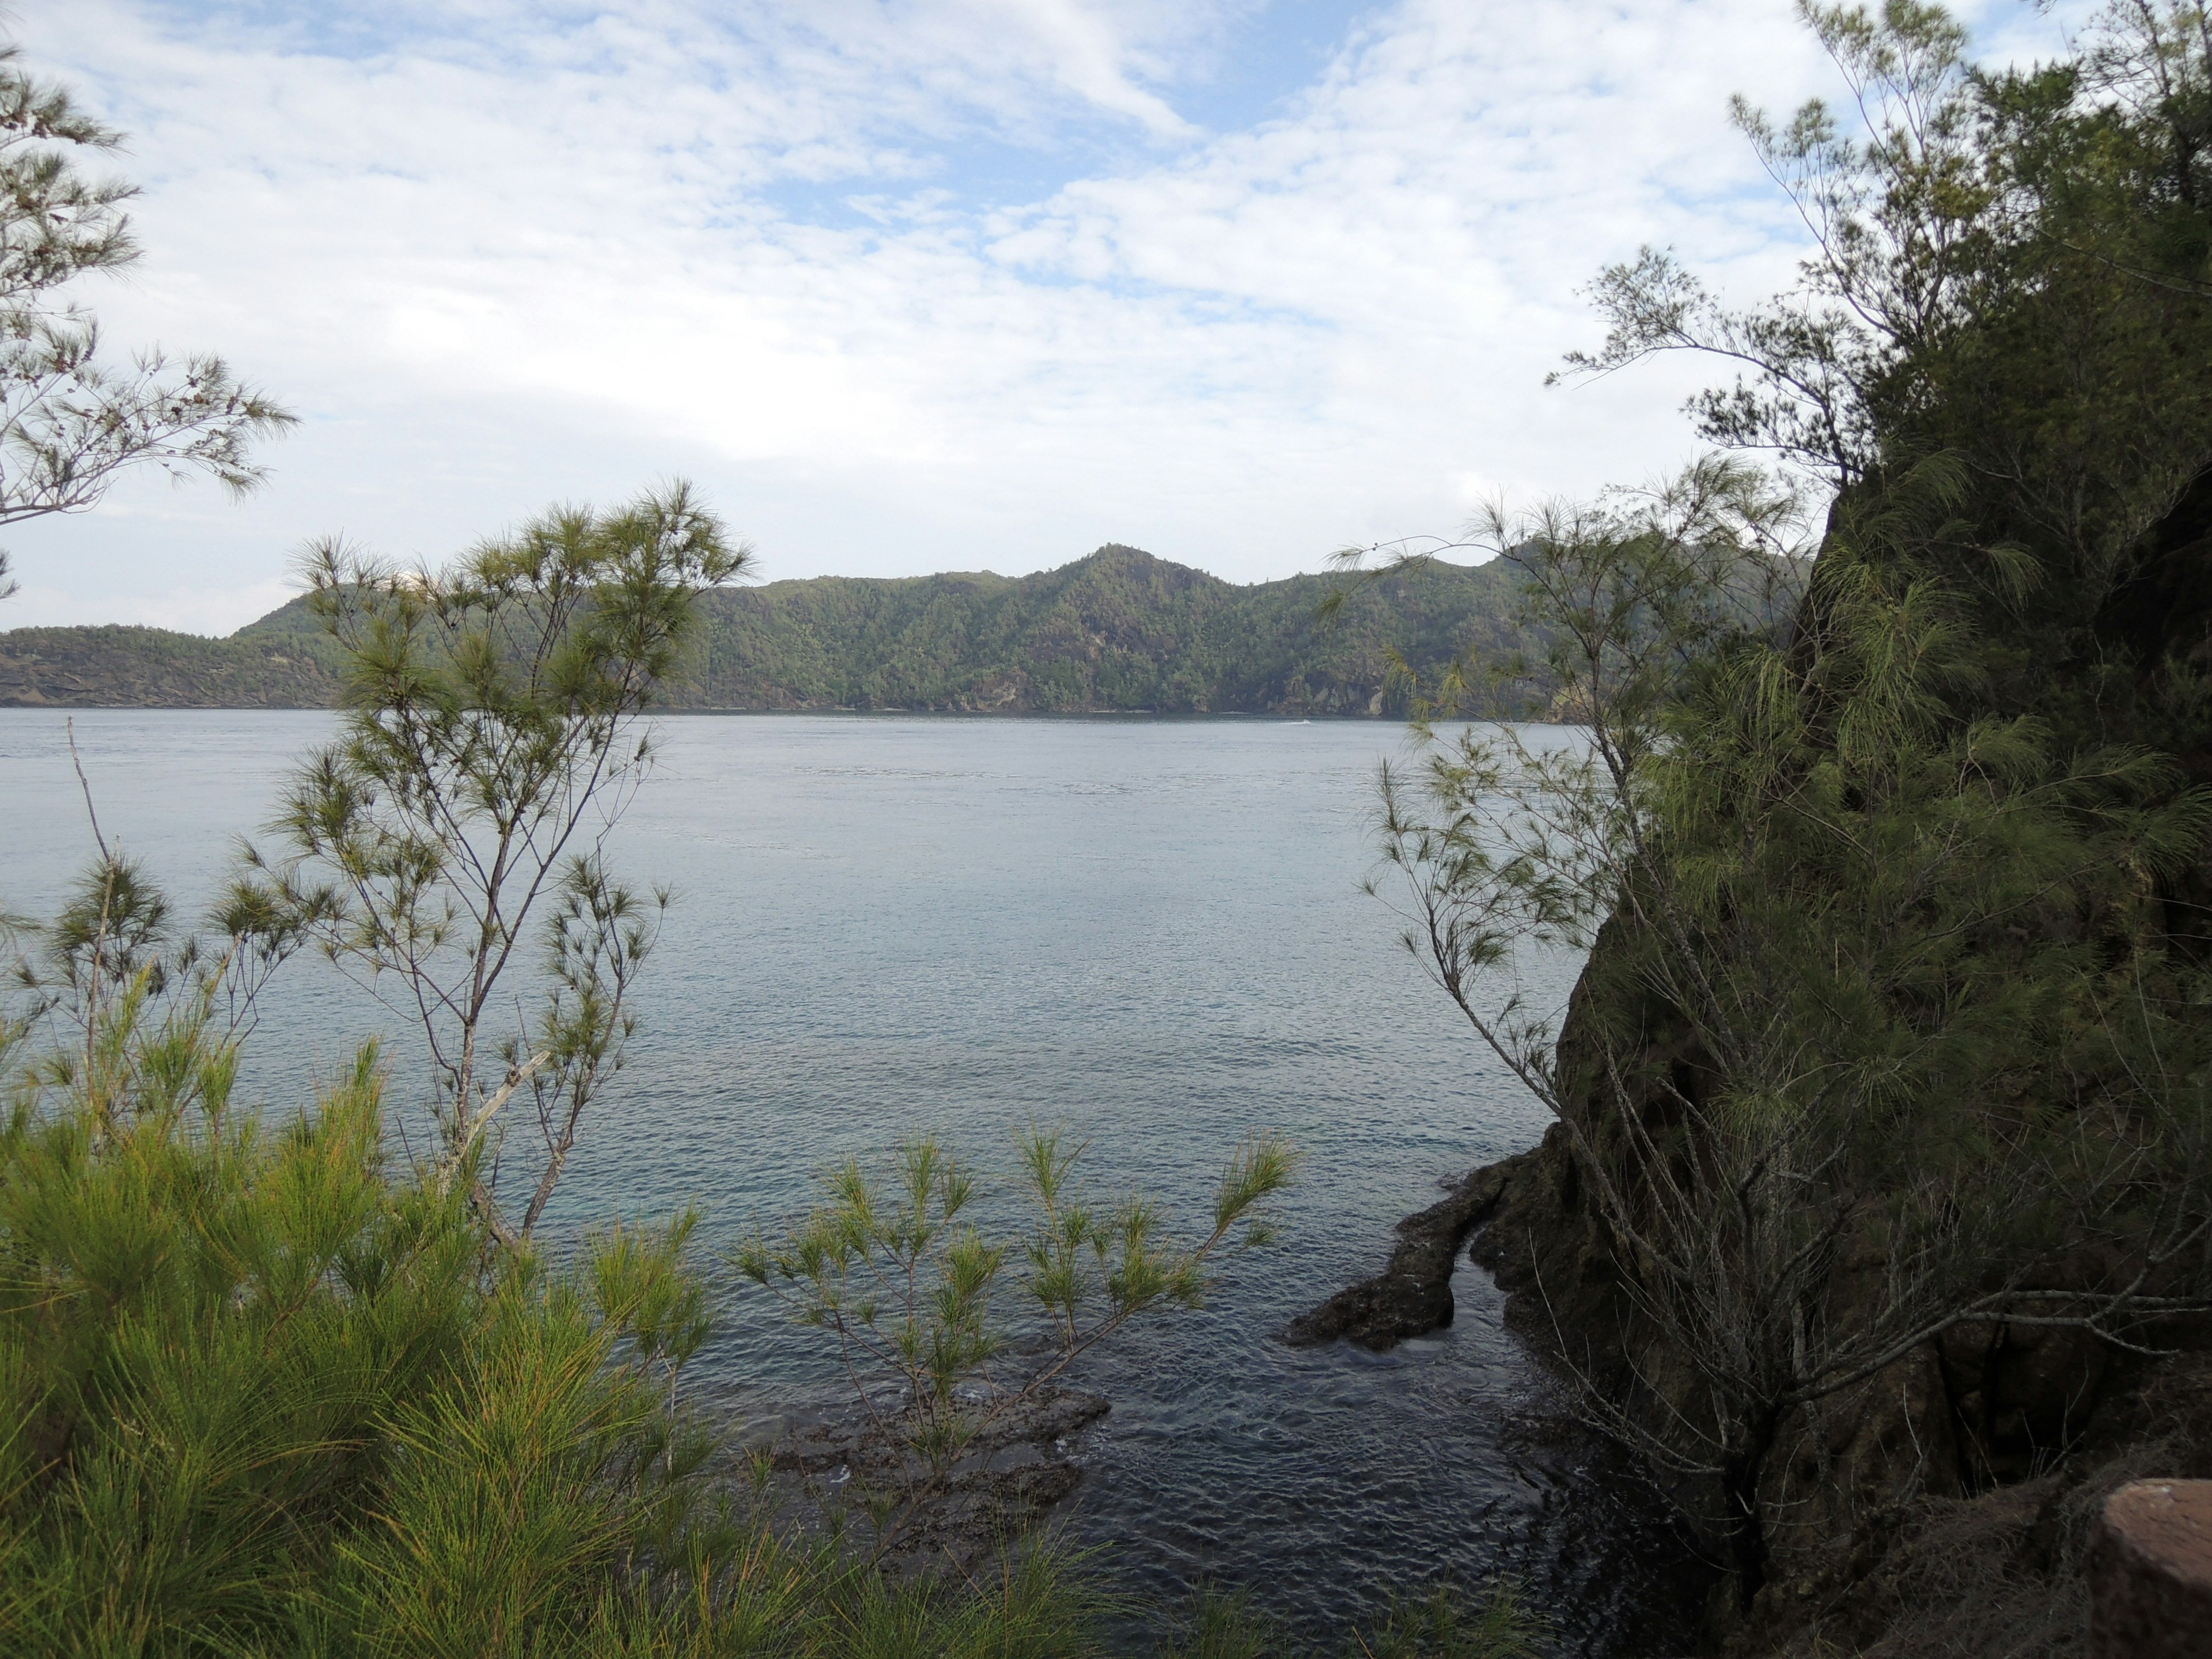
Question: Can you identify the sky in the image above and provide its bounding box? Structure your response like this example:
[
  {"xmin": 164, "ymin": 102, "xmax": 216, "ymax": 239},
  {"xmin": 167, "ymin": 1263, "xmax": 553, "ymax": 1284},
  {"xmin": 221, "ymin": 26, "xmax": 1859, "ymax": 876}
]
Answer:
[{"xmin": 5, "ymin": 0, "xmax": 2093, "ymax": 635}]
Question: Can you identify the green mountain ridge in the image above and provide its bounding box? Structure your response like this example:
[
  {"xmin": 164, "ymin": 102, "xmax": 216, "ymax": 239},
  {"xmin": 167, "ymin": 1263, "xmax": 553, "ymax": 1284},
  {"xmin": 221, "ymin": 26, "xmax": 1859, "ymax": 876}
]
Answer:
[{"xmin": 0, "ymin": 544, "xmax": 1531, "ymax": 716}]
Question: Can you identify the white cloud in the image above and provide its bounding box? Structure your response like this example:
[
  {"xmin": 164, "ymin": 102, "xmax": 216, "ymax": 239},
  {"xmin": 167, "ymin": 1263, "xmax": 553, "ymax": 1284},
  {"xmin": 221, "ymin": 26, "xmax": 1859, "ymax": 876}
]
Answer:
[{"xmin": 1, "ymin": 0, "xmax": 2089, "ymax": 634}]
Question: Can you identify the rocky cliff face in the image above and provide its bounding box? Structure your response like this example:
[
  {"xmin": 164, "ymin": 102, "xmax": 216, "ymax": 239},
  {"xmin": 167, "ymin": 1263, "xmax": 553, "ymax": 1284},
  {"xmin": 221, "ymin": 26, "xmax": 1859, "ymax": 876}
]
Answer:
[
  {"xmin": 1292, "ymin": 1073, "xmax": 2212, "ymax": 1656},
  {"xmin": 1297, "ymin": 467, "xmax": 2212, "ymax": 1657},
  {"xmin": 1463, "ymin": 1126, "xmax": 2212, "ymax": 1654}
]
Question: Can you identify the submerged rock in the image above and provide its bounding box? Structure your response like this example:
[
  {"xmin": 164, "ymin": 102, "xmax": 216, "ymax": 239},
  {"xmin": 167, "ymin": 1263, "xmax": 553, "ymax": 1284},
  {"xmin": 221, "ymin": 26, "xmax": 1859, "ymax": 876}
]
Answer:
[{"xmin": 741, "ymin": 1384, "xmax": 1111, "ymax": 1577}]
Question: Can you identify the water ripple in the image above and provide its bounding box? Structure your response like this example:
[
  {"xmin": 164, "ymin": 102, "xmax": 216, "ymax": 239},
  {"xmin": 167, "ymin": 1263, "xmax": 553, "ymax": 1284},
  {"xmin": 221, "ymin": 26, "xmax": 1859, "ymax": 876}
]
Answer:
[{"xmin": 0, "ymin": 709, "xmax": 1694, "ymax": 1652}]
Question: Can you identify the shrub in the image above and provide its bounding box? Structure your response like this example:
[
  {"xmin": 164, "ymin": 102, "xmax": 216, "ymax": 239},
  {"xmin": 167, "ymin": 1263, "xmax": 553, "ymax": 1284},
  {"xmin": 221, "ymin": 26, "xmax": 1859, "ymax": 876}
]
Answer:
[{"xmin": 0, "ymin": 985, "xmax": 1109, "ymax": 1657}]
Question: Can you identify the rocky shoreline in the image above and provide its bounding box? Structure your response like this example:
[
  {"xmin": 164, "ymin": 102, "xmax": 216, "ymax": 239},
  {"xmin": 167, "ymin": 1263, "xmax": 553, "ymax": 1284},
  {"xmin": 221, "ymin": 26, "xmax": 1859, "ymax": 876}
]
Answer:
[{"xmin": 1290, "ymin": 1129, "xmax": 2212, "ymax": 1657}]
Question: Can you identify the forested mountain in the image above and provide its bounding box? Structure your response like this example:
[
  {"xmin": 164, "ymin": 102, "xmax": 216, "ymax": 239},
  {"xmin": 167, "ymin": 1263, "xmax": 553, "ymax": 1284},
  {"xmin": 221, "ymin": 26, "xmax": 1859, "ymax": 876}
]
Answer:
[
  {"xmin": 0, "ymin": 544, "xmax": 1532, "ymax": 715},
  {"xmin": 0, "ymin": 623, "xmax": 339, "ymax": 709}
]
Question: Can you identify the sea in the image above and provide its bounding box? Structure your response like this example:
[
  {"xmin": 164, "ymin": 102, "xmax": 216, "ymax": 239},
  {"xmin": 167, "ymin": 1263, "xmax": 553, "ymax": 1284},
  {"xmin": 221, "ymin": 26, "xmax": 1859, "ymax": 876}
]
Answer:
[{"xmin": 0, "ymin": 709, "xmax": 1700, "ymax": 1651}]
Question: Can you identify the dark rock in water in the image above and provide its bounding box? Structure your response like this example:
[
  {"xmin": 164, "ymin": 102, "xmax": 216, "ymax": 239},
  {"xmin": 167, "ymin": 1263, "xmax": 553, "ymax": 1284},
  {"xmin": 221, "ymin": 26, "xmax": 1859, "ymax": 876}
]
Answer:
[
  {"xmin": 1281, "ymin": 1155, "xmax": 1527, "ymax": 1350},
  {"xmin": 741, "ymin": 1384, "xmax": 1111, "ymax": 1578}
]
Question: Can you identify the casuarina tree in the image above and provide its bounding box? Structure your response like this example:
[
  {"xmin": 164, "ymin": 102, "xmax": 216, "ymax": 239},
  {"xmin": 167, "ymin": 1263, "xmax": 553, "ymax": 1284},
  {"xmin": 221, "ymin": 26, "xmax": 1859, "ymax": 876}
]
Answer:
[
  {"xmin": 242, "ymin": 483, "xmax": 751, "ymax": 1236},
  {"xmin": 0, "ymin": 39, "xmax": 293, "ymax": 599}
]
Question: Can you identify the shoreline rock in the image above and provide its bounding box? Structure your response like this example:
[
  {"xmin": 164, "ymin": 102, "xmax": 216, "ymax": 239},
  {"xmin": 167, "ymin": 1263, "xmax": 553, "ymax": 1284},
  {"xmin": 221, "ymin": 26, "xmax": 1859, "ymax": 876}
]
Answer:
[
  {"xmin": 731, "ymin": 1384, "xmax": 1111, "ymax": 1578},
  {"xmin": 1281, "ymin": 1153, "xmax": 1529, "ymax": 1350}
]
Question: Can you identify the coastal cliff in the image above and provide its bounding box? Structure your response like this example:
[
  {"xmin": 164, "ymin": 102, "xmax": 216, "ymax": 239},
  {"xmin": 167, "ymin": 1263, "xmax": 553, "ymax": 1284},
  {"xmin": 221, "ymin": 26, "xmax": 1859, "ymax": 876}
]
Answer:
[{"xmin": 1297, "ymin": 456, "xmax": 2212, "ymax": 1656}]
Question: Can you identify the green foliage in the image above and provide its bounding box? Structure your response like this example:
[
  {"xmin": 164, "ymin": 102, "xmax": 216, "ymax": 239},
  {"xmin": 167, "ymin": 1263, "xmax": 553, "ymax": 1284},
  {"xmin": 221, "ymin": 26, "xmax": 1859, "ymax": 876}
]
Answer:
[
  {"xmin": 0, "ymin": 983, "xmax": 1126, "ymax": 1658},
  {"xmin": 0, "ymin": 1003, "xmax": 631, "ymax": 1652},
  {"xmin": 9, "ymin": 829, "xmax": 310, "ymax": 1126},
  {"xmin": 1559, "ymin": 1, "xmax": 2212, "ymax": 739},
  {"xmin": 1378, "ymin": 461, "xmax": 2212, "ymax": 1578},
  {"xmin": 1379, "ymin": 0, "xmax": 2212, "ymax": 1597},
  {"xmin": 734, "ymin": 1129, "xmax": 1296, "ymax": 1546},
  {"xmin": 1154, "ymin": 1588, "xmax": 1285, "ymax": 1659},
  {"xmin": 738, "ymin": 1137, "xmax": 1005, "ymax": 1480},
  {"xmin": 238, "ymin": 484, "xmax": 748, "ymax": 1235},
  {"xmin": 1355, "ymin": 1582, "xmax": 1547, "ymax": 1659},
  {"xmin": 0, "ymin": 36, "xmax": 293, "ymax": 601}
]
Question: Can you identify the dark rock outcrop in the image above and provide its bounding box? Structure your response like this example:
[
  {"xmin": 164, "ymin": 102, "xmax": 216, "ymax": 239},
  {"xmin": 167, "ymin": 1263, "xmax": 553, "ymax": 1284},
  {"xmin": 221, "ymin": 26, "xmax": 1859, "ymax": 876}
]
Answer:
[
  {"xmin": 744, "ymin": 1385, "xmax": 1111, "ymax": 1578},
  {"xmin": 1281, "ymin": 1157, "xmax": 1522, "ymax": 1349}
]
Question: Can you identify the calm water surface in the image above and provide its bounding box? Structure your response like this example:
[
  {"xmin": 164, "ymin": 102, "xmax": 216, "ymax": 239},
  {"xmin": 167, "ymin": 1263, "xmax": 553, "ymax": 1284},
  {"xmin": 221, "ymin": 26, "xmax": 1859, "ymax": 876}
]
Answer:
[{"xmin": 0, "ymin": 710, "xmax": 1688, "ymax": 1650}]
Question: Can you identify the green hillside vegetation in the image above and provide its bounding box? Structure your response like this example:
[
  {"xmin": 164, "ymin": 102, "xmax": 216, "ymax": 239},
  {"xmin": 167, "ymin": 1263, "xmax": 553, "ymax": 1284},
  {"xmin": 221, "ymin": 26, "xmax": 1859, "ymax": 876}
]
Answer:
[
  {"xmin": 679, "ymin": 546, "xmax": 1524, "ymax": 715},
  {"xmin": 1357, "ymin": 3, "xmax": 2212, "ymax": 1654},
  {"xmin": 0, "ymin": 623, "xmax": 343, "ymax": 709},
  {"xmin": 0, "ymin": 547, "xmax": 1531, "ymax": 717}
]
